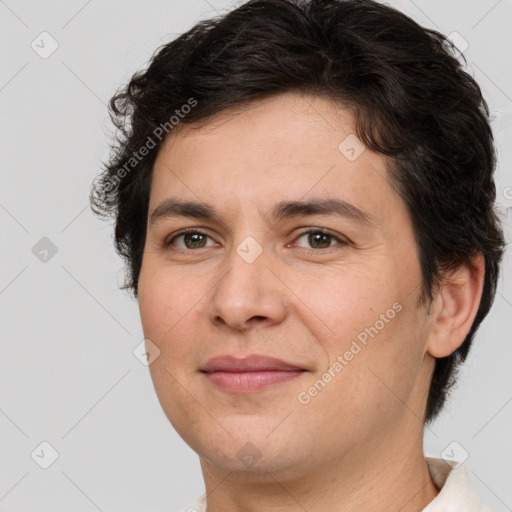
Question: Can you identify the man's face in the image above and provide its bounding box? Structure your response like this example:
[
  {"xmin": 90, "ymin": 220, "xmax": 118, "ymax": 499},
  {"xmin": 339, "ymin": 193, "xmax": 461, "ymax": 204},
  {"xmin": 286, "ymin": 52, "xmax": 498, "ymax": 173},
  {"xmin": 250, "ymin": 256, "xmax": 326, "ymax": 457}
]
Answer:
[{"xmin": 138, "ymin": 92, "xmax": 435, "ymax": 478}]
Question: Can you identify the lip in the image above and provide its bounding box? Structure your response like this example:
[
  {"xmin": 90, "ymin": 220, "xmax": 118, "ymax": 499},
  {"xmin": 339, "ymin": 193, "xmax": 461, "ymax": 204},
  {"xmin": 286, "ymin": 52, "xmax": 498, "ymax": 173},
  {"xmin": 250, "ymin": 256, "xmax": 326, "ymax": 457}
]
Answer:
[
  {"xmin": 201, "ymin": 354, "xmax": 305, "ymax": 372},
  {"xmin": 200, "ymin": 354, "xmax": 306, "ymax": 393}
]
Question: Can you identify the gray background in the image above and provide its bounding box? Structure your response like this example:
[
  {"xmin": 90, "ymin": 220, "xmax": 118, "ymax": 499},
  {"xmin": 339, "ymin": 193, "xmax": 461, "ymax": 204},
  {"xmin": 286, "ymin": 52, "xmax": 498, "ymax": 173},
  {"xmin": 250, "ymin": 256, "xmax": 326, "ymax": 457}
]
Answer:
[{"xmin": 1, "ymin": 0, "xmax": 511, "ymax": 511}]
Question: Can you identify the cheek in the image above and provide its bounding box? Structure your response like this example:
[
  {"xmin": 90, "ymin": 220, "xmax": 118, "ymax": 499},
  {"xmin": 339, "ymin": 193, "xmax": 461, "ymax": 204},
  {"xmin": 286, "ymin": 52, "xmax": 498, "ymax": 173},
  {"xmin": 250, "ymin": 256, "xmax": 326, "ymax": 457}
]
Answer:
[
  {"xmin": 138, "ymin": 264, "xmax": 200, "ymax": 344},
  {"xmin": 287, "ymin": 261, "xmax": 401, "ymax": 346},
  {"xmin": 293, "ymin": 262, "xmax": 424, "ymax": 393},
  {"xmin": 138, "ymin": 268, "xmax": 205, "ymax": 434},
  {"xmin": 297, "ymin": 304, "xmax": 426, "ymax": 444}
]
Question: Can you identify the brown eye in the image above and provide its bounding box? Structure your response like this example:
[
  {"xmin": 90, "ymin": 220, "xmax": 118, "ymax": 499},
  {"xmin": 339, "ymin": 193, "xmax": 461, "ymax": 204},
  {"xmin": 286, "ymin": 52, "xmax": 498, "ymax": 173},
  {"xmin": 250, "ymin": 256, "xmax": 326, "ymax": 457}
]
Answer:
[
  {"xmin": 293, "ymin": 229, "xmax": 346, "ymax": 250},
  {"xmin": 166, "ymin": 230, "xmax": 216, "ymax": 250},
  {"xmin": 307, "ymin": 232, "xmax": 332, "ymax": 249},
  {"xmin": 182, "ymin": 233, "xmax": 208, "ymax": 249}
]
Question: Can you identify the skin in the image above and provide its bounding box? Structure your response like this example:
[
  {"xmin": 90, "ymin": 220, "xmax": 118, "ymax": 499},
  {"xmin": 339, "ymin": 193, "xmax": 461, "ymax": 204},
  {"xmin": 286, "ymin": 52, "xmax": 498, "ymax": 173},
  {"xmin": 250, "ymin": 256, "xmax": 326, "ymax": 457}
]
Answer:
[{"xmin": 137, "ymin": 91, "xmax": 485, "ymax": 511}]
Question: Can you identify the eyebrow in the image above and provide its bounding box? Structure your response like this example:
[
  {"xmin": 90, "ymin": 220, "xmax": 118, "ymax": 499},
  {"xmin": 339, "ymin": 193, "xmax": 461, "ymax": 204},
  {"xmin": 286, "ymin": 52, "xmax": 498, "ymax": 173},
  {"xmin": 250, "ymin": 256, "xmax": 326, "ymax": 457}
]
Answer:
[{"xmin": 149, "ymin": 197, "xmax": 376, "ymax": 228}]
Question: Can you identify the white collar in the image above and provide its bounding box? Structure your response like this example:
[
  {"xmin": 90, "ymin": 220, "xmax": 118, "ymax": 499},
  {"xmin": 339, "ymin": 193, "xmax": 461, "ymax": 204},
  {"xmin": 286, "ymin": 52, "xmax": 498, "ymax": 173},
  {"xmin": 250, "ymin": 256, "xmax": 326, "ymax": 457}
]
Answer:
[{"xmin": 423, "ymin": 457, "xmax": 490, "ymax": 511}]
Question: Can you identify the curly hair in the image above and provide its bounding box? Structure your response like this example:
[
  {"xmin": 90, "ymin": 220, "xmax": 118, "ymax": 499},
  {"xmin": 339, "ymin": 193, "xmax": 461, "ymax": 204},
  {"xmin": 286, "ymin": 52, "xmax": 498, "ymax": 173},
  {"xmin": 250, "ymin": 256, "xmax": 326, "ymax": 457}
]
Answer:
[{"xmin": 90, "ymin": 0, "xmax": 505, "ymax": 423}]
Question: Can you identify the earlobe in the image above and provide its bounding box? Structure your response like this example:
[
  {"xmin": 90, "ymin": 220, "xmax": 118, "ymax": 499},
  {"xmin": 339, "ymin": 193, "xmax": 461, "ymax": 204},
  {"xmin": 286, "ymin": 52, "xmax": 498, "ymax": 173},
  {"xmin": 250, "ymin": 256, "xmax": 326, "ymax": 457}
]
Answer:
[{"xmin": 426, "ymin": 253, "xmax": 485, "ymax": 359}]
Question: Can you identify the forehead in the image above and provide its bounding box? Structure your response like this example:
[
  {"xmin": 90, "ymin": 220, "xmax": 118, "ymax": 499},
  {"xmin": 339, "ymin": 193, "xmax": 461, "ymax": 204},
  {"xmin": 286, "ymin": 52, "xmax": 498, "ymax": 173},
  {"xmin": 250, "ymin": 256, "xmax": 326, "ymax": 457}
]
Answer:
[{"xmin": 150, "ymin": 92, "xmax": 403, "ymax": 229}]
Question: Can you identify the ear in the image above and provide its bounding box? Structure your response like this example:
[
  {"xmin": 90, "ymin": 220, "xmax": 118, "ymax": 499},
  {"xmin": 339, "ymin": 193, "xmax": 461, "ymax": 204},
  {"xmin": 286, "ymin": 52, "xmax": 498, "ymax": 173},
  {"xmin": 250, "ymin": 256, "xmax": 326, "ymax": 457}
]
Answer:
[{"xmin": 426, "ymin": 253, "xmax": 485, "ymax": 358}]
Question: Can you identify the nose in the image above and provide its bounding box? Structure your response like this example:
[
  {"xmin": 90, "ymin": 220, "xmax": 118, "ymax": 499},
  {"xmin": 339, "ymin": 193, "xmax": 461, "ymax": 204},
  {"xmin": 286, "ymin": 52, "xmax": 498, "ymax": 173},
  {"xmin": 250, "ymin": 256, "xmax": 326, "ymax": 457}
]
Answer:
[{"xmin": 206, "ymin": 241, "xmax": 288, "ymax": 332}]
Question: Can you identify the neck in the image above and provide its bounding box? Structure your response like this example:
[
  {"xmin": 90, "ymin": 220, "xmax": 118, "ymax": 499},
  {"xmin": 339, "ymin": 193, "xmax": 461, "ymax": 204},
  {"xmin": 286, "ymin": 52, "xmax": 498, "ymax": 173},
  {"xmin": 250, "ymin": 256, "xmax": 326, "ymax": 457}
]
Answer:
[{"xmin": 199, "ymin": 429, "xmax": 439, "ymax": 512}]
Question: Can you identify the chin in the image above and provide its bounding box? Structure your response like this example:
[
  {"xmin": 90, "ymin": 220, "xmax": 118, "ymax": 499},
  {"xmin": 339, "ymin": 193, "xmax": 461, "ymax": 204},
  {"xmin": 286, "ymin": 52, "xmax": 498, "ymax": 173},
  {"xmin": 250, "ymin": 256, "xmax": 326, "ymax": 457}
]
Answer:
[
  {"xmin": 191, "ymin": 421, "xmax": 307, "ymax": 473},
  {"xmin": 199, "ymin": 441, "xmax": 304, "ymax": 478}
]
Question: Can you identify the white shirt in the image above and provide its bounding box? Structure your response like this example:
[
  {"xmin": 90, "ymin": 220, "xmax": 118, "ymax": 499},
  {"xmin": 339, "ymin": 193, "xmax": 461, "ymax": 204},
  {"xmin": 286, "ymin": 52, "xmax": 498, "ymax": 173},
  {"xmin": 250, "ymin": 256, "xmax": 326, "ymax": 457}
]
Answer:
[
  {"xmin": 423, "ymin": 458, "xmax": 491, "ymax": 511},
  {"xmin": 177, "ymin": 458, "xmax": 492, "ymax": 511}
]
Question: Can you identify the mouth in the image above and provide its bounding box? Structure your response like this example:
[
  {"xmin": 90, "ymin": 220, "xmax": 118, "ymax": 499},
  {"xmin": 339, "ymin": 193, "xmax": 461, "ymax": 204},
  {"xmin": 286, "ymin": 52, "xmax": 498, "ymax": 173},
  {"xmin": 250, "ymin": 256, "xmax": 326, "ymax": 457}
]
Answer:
[{"xmin": 200, "ymin": 354, "xmax": 307, "ymax": 393}]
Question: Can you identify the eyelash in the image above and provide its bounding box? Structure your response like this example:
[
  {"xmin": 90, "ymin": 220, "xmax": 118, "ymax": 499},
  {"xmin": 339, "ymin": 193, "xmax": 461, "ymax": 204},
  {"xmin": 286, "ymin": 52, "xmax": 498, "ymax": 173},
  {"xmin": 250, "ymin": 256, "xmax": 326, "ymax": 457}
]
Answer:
[{"xmin": 164, "ymin": 227, "xmax": 348, "ymax": 253}]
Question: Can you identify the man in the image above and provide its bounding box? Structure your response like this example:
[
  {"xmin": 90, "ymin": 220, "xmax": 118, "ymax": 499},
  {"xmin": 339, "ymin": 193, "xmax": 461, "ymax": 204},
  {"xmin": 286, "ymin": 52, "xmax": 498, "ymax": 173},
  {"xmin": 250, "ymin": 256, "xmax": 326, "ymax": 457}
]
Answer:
[{"xmin": 90, "ymin": 0, "xmax": 505, "ymax": 510}]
